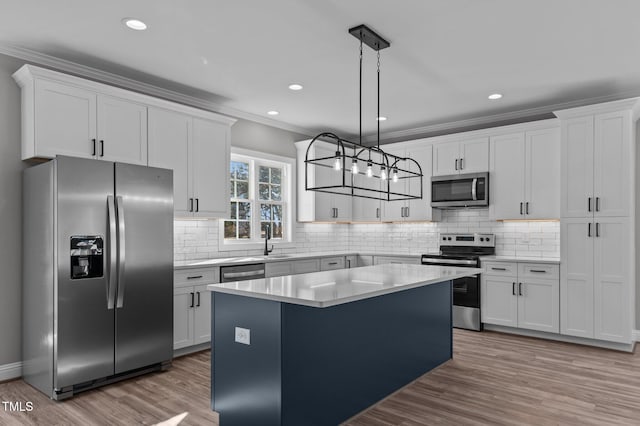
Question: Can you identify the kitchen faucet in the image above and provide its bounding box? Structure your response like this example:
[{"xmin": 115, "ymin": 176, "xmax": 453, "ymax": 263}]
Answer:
[{"xmin": 264, "ymin": 224, "xmax": 274, "ymax": 256}]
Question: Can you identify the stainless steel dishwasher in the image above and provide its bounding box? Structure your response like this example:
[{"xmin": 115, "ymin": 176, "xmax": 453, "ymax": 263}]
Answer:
[{"xmin": 220, "ymin": 263, "xmax": 266, "ymax": 282}]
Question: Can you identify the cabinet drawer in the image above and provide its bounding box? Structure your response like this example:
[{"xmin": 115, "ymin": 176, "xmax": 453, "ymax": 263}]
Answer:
[
  {"xmin": 320, "ymin": 256, "xmax": 345, "ymax": 271},
  {"xmin": 174, "ymin": 267, "xmax": 218, "ymax": 286},
  {"xmin": 265, "ymin": 262, "xmax": 292, "ymax": 278},
  {"xmin": 518, "ymin": 263, "xmax": 559, "ymax": 279},
  {"xmin": 483, "ymin": 262, "xmax": 517, "ymax": 277},
  {"xmin": 292, "ymin": 259, "xmax": 320, "ymax": 274}
]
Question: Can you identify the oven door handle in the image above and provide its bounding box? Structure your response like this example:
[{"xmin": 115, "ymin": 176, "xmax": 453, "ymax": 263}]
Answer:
[{"xmin": 421, "ymin": 257, "xmax": 477, "ymax": 266}]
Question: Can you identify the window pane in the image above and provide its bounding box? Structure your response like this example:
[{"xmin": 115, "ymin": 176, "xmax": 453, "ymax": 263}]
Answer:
[
  {"xmin": 230, "ymin": 161, "xmax": 240, "ymax": 180},
  {"xmin": 272, "ymin": 205, "xmax": 282, "ymax": 222},
  {"xmin": 258, "ymin": 166, "xmax": 270, "ymax": 183},
  {"xmin": 236, "ymin": 162, "xmax": 249, "ymax": 180},
  {"xmin": 238, "ymin": 221, "xmax": 251, "ymax": 239},
  {"xmin": 230, "ymin": 181, "xmax": 236, "ymax": 198},
  {"xmin": 271, "ymin": 185, "xmax": 281, "ymax": 201},
  {"xmin": 230, "ymin": 202, "xmax": 237, "ymax": 219},
  {"xmin": 236, "ymin": 181, "xmax": 249, "ymax": 199},
  {"xmin": 224, "ymin": 221, "xmax": 236, "ymax": 239},
  {"xmin": 271, "ymin": 168, "xmax": 282, "ymax": 184},
  {"xmin": 272, "ymin": 223, "xmax": 283, "ymax": 239},
  {"xmin": 260, "ymin": 204, "xmax": 271, "ymax": 221},
  {"xmin": 238, "ymin": 202, "xmax": 251, "ymax": 220},
  {"xmin": 259, "ymin": 183, "xmax": 270, "ymax": 200}
]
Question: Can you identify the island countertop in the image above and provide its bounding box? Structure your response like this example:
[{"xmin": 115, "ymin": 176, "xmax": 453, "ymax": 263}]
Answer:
[{"xmin": 207, "ymin": 263, "xmax": 482, "ymax": 308}]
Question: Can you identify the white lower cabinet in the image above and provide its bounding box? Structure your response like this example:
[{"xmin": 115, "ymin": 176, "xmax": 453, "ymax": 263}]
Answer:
[
  {"xmin": 265, "ymin": 259, "xmax": 321, "ymax": 278},
  {"xmin": 320, "ymin": 256, "xmax": 345, "ymax": 271},
  {"xmin": 482, "ymin": 262, "xmax": 559, "ymax": 333},
  {"xmin": 561, "ymin": 217, "xmax": 631, "ymax": 343},
  {"xmin": 174, "ymin": 268, "xmax": 218, "ymax": 350}
]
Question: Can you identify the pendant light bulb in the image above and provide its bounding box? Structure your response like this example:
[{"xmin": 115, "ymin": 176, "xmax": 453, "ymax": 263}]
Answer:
[
  {"xmin": 392, "ymin": 168, "xmax": 399, "ymax": 183},
  {"xmin": 366, "ymin": 161, "xmax": 373, "ymax": 178},
  {"xmin": 380, "ymin": 166, "xmax": 387, "ymax": 181},
  {"xmin": 334, "ymin": 151, "xmax": 341, "ymax": 171},
  {"xmin": 351, "ymin": 159, "xmax": 359, "ymax": 175}
]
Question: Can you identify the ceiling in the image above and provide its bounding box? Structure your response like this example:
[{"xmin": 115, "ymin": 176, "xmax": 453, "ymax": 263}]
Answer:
[{"xmin": 2, "ymin": 0, "xmax": 640, "ymax": 142}]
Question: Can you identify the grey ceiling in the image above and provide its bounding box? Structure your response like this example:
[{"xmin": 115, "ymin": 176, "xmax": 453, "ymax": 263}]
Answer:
[{"xmin": 2, "ymin": 0, "xmax": 640, "ymax": 141}]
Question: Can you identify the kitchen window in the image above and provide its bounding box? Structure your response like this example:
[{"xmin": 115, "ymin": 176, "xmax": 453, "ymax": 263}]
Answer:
[{"xmin": 221, "ymin": 148, "xmax": 294, "ymax": 248}]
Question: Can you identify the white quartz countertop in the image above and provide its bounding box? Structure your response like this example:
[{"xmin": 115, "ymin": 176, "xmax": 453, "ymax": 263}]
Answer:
[
  {"xmin": 480, "ymin": 255, "xmax": 560, "ymax": 264},
  {"xmin": 207, "ymin": 264, "xmax": 482, "ymax": 308},
  {"xmin": 175, "ymin": 251, "xmax": 427, "ymax": 269}
]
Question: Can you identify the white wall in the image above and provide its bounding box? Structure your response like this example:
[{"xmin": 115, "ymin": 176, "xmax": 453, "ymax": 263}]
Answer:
[{"xmin": 0, "ymin": 53, "xmax": 26, "ymax": 366}]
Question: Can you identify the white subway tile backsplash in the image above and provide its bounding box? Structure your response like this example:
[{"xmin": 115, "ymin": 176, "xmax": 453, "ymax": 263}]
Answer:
[{"xmin": 174, "ymin": 209, "xmax": 559, "ymax": 261}]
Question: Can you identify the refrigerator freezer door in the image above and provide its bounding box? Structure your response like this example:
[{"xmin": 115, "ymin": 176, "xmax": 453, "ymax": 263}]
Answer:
[
  {"xmin": 114, "ymin": 163, "xmax": 173, "ymax": 373},
  {"xmin": 55, "ymin": 156, "xmax": 116, "ymax": 389}
]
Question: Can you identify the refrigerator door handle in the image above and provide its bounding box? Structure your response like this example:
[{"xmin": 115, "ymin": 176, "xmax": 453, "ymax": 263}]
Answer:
[
  {"xmin": 107, "ymin": 196, "xmax": 118, "ymax": 309},
  {"xmin": 116, "ymin": 195, "xmax": 126, "ymax": 308}
]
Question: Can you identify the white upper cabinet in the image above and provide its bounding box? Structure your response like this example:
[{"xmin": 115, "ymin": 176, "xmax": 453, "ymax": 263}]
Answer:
[
  {"xmin": 433, "ymin": 137, "xmax": 488, "ymax": 176},
  {"xmin": 381, "ymin": 142, "xmax": 440, "ymax": 222},
  {"xmin": 148, "ymin": 108, "xmax": 232, "ymax": 218},
  {"xmin": 96, "ymin": 95, "xmax": 147, "ymax": 165},
  {"xmin": 295, "ymin": 140, "xmax": 352, "ymax": 222},
  {"xmin": 490, "ymin": 126, "xmax": 560, "ymax": 220},
  {"xmin": 560, "ymin": 108, "xmax": 631, "ymax": 218},
  {"xmin": 15, "ymin": 65, "xmax": 147, "ymax": 165}
]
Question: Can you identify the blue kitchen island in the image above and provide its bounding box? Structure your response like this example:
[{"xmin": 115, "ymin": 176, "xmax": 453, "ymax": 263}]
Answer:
[{"xmin": 207, "ymin": 263, "xmax": 481, "ymax": 426}]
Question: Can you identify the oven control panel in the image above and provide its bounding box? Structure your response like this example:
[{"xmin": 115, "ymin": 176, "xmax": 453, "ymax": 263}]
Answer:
[{"xmin": 440, "ymin": 233, "xmax": 495, "ymax": 247}]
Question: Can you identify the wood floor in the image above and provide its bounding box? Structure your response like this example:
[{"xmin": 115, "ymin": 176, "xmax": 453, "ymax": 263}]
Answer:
[{"xmin": 1, "ymin": 330, "xmax": 639, "ymax": 425}]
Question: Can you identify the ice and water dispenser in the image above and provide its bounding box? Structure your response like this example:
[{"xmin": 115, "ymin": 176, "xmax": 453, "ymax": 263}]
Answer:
[{"xmin": 70, "ymin": 236, "xmax": 103, "ymax": 279}]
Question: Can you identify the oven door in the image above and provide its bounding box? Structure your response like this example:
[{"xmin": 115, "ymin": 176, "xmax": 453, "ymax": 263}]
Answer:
[{"xmin": 452, "ymin": 275, "xmax": 480, "ymax": 308}]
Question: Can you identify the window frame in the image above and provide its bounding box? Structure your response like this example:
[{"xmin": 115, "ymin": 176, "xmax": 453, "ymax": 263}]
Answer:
[{"xmin": 219, "ymin": 147, "xmax": 296, "ymax": 251}]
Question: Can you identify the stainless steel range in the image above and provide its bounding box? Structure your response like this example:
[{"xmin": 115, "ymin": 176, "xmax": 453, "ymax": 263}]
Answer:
[{"xmin": 421, "ymin": 233, "xmax": 495, "ymax": 331}]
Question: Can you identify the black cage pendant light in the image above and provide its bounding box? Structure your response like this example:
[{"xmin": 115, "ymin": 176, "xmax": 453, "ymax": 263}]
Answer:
[{"xmin": 304, "ymin": 24, "xmax": 423, "ymax": 202}]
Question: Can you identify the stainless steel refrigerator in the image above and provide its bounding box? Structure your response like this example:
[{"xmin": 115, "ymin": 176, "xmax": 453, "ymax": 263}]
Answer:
[{"xmin": 22, "ymin": 156, "xmax": 174, "ymax": 400}]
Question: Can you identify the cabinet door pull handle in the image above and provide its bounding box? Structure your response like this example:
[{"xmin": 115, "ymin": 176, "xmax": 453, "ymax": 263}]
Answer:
[
  {"xmin": 196, "ymin": 291, "xmax": 201, "ymax": 307},
  {"xmin": 588, "ymin": 197, "xmax": 592, "ymax": 212},
  {"xmin": 190, "ymin": 292, "xmax": 194, "ymax": 308},
  {"xmin": 455, "ymin": 159, "xmax": 458, "ymax": 171},
  {"xmin": 530, "ymin": 270, "xmax": 546, "ymax": 273},
  {"xmin": 512, "ymin": 282, "xmax": 516, "ymax": 296},
  {"xmin": 588, "ymin": 222, "xmax": 591, "ymax": 237},
  {"xmin": 195, "ymin": 198, "xmax": 199, "ymax": 213},
  {"xmin": 187, "ymin": 275, "xmax": 203, "ymax": 280},
  {"xmin": 520, "ymin": 202, "xmax": 523, "ymax": 215},
  {"xmin": 91, "ymin": 138, "xmax": 96, "ymax": 156},
  {"xmin": 460, "ymin": 158, "xmax": 464, "ymax": 170},
  {"xmin": 525, "ymin": 202, "xmax": 529, "ymax": 215},
  {"xmin": 519, "ymin": 282, "xmax": 523, "ymax": 296},
  {"xmin": 491, "ymin": 267, "xmax": 507, "ymax": 271},
  {"xmin": 328, "ymin": 262, "xmax": 338, "ymax": 265},
  {"xmin": 376, "ymin": 207, "xmax": 380, "ymax": 218},
  {"xmin": 347, "ymin": 259, "xmax": 351, "ymax": 268},
  {"xmin": 595, "ymin": 197, "xmax": 600, "ymax": 212},
  {"xmin": 100, "ymin": 140, "xmax": 104, "ymax": 157},
  {"xmin": 596, "ymin": 222, "xmax": 600, "ymax": 237}
]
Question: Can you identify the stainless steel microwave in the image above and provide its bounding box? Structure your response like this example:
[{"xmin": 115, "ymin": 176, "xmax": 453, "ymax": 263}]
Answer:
[{"xmin": 431, "ymin": 172, "xmax": 489, "ymax": 208}]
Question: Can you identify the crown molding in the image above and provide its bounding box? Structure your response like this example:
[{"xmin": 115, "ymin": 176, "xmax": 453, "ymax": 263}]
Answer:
[
  {"xmin": 367, "ymin": 91, "xmax": 640, "ymax": 144},
  {"xmin": 0, "ymin": 44, "xmax": 315, "ymax": 137}
]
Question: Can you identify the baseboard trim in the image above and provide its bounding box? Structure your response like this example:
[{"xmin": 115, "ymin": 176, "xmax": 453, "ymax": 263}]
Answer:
[
  {"xmin": 0, "ymin": 361, "xmax": 22, "ymax": 382},
  {"xmin": 173, "ymin": 342, "xmax": 210, "ymax": 358},
  {"xmin": 483, "ymin": 324, "xmax": 635, "ymax": 352},
  {"xmin": 633, "ymin": 329, "xmax": 640, "ymax": 343}
]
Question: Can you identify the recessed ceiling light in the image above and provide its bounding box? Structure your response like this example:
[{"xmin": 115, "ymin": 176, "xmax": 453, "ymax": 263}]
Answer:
[
  {"xmin": 122, "ymin": 18, "xmax": 147, "ymax": 31},
  {"xmin": 488, "ymin": 93, "xmax": 503, "ymax": 100},
  {"xmin": 267, "ymin": 110, "xmax": 279, "ymax": 116},
  {"xmin": 288, "ymin": 84, "xmax": 303, "ymax": 91},
  {"xmin": 376, "ymin": 116, "xmax": 387, "ymax": 121}
]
